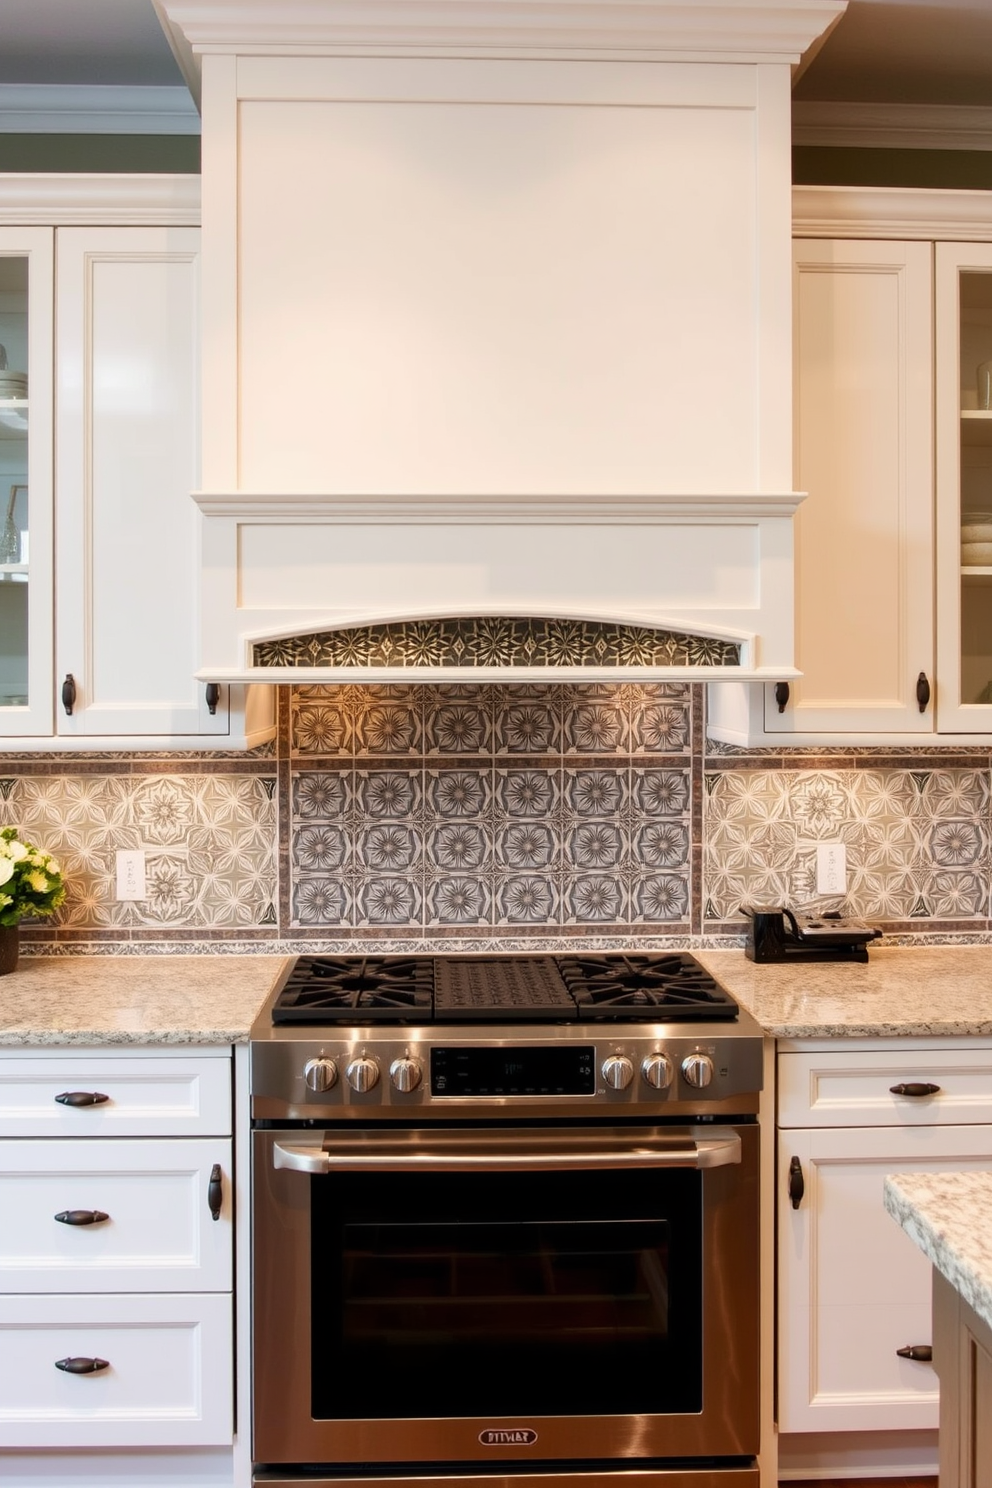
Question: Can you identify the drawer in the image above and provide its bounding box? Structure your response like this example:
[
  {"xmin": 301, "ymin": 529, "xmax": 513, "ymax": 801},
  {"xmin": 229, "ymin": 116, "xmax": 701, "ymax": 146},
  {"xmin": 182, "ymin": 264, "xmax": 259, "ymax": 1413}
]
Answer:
[
  {"xmin": 0, "ymin": 1055, "xmax": 231, "ymax": 1137},
  {"xmin": 0, "ymin": 1139, "xmax": 232, "ymax": 1293},
  {"xmin": 0, "ymin": 1291, "xmax": 232, "ymax": 1448},
  {"xmin": 778, "ymin": 1047, "xmax": 992, "ymax": 1127}
]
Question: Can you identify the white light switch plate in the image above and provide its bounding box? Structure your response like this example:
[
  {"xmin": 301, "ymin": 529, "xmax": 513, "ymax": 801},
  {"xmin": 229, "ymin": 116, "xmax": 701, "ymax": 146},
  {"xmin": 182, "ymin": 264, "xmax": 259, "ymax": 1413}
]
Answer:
[
  {"xmin": 816, "ymin": 842, "xmax": 847, "ymax": 896},
  {"xmin": 115, "ymin": 849, "xmax": 146, "ymax": 900}
]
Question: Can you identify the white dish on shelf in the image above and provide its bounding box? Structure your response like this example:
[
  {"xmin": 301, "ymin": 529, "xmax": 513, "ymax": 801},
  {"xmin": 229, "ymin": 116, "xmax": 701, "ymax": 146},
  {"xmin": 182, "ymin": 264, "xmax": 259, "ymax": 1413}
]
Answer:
[{"xmin": 961, "ymin": 540, "xmax": 992, "ymax": 565}]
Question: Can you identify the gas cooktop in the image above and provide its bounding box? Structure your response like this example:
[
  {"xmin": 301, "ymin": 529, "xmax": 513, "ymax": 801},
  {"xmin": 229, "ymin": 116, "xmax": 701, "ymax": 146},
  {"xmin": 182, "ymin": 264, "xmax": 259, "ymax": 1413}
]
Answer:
[{"xmin": 269, "ymin": 951, "xmax": 738, "ymax": 1025}]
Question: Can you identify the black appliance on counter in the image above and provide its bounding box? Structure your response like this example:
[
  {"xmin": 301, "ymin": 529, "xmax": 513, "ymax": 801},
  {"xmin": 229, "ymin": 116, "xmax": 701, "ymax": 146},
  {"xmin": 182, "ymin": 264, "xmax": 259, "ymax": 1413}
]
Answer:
[
  {"xmin": 250, "ymin": 950, "xmax": 764, "ymax": 1488},
  {"xmin": 741, "ymin": 904, "xmax": 882, "ymax": 964}
]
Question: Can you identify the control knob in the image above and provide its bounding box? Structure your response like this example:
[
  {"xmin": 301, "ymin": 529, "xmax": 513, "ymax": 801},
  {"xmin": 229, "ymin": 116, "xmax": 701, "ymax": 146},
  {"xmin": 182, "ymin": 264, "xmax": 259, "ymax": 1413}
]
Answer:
[
  {"xmin": 641, "ymin": 1052, "xmax": 675, "ymax": 1090},
  {"xmin": 602, "ymin": 1054, "xmax": 635, "ymax": 1091},
  {"xmin": 303, "ymin": 1058, "xmax": 338, "ymax": 1093},
  {"xmin": 346, "ymin": 1055, "xmax": 381, "ymax": 1093},
  {"xmin": 681, "ymin": 1052, "xmax": 715, "ymax": 1089},
  {"xmin": 389, "ymin": 1056, "xmax": 423, "ymax": 1093}
]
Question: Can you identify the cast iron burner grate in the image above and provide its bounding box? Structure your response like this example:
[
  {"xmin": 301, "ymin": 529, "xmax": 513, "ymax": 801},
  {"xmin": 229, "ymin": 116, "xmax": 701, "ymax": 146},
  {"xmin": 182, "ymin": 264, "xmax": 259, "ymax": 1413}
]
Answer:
[
  {"xmin": 556, "ymin": 952, "xmax": 738, "ymax": 1019},
  {"xmin": 272, "ymin": 955, "xmax": 434, "ymax": 1023}
]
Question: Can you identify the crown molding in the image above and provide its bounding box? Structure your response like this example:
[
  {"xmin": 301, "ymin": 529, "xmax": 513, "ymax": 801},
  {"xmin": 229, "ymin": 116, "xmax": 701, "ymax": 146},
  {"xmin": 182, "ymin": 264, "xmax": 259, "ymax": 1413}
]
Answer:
[
  {"xmin": 793, "ymin": 100, "xmax": 992, "ymax": 153},
  {"xmin": 0, "ymin": 85, "xmax": 199, "ymax": 136},
  {"xmin": 156, "ymin": 0, "xmax": 847, "ymax": 67},
  {"xmin": 0, "ymin": 174, "xmax": 201, "ymax": 226},
  {"xmin": 793, "ymin": 184, "xmax": 992, "ymax": 241}
]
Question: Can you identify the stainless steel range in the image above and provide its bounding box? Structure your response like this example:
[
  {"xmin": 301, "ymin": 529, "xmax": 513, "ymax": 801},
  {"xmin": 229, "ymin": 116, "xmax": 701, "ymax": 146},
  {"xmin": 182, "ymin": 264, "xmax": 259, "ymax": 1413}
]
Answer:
[{"xmin": 250, "ymin": 951, "xmax": 764, "ymax": 1488}]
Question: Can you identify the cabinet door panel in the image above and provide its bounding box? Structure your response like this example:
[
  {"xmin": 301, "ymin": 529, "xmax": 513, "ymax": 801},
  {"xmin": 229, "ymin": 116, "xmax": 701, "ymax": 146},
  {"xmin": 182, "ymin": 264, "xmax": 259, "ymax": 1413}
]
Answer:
[
  {"xmin": 778, "ymin": 1124, "xmax": 992, "ymax": 1433},
  {"xmin": 55, "ymin": 225, "xmax": 227, "ymax": 738},
  {"xmin": 0, "ymin": 1138, "xmax": 231, "ymax": 1292},
  {"xmin": 0, "ymin": 226, "xmax": 53, "ymax": 738},
  {"xmin": 768, "ymin": 239, "xmax": 934, "ymax": 735}
]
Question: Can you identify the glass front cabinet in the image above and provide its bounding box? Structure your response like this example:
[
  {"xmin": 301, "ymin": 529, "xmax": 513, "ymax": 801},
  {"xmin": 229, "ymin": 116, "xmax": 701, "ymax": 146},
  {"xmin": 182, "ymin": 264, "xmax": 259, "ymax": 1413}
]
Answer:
[
  {"xmin": 0, "ymin": 229, "xmax": 53, "ymax": 737},
  {"xmin": 937, "ymin": 242, "xmax": 992, "ymax": 733}
]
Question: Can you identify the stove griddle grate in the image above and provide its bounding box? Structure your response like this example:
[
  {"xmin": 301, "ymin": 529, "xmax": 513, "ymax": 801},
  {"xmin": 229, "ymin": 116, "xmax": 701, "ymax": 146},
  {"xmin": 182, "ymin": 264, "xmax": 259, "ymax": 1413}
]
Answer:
[{"xmin": 433, "ymin": 956, "xmax": 577, "ymax": 1022}]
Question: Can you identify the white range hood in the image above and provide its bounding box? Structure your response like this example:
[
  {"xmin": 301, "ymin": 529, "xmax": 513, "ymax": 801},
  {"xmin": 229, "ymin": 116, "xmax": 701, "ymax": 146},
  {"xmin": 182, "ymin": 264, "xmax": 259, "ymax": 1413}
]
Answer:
[{"xmin": 157, "ymin": 0, "xmax": 847, "ymax": 685}]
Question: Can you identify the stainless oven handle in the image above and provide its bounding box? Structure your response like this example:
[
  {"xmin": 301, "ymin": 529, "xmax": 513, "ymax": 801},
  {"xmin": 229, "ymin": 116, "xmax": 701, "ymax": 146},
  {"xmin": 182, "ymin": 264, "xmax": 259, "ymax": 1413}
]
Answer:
[{"xmin": 272, "ymin": 1132, "xmax": 741, "ymax": 1175}]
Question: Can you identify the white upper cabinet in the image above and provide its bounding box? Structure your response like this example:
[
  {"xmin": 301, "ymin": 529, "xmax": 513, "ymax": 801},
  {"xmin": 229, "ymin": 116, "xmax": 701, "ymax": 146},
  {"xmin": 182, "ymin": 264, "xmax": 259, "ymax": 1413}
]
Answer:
[
  {"xmin": 0, "ymin": 181, "xmax": 274, "ymax": 750},
  {"xmin": 710, "ymin": 188, "xmax": 992, "ymax": 746}
]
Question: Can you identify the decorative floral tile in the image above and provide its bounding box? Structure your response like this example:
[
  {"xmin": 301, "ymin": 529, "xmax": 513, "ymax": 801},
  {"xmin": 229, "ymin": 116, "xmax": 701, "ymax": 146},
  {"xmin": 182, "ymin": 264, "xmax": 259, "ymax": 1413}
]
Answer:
[
  {"xmin": 426, "ymin": 768, "xmax": 493, "ymax": 819},
  {"xmin": 9, "ymin": 773, "xmax": 277, "ymax": 930},
  {"xmin": 563, "ymin": 873, "xmax": 627, "ymax": 924},
  {"xmin": 703, "ymin": 767, "xmax": 992, "ymax": 923},
  {"xmin": 496, "ymin": 874, "xmax": 559, "ymax": 925},
  {"xmin": 494, "ymin": 768, "xmax": 560, "ymax": 818},
  {"xmin": 427, "ymin": 875, "xmax": 492, "ymax": 926}
]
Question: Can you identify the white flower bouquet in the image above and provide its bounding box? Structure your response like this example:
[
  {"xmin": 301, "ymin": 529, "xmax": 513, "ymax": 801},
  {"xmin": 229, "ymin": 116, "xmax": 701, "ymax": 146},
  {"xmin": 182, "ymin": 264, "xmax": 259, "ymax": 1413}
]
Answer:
[{"xmin": 0, "ymin": 827, "xmax": 66, "ymax": 926}]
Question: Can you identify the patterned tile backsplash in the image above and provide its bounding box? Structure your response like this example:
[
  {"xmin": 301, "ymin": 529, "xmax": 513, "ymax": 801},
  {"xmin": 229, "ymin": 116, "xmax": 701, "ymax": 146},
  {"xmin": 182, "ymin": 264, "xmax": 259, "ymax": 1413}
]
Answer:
[{"xmin": 2, "ymin": 682, "xmax": 992, "ymax": 951}]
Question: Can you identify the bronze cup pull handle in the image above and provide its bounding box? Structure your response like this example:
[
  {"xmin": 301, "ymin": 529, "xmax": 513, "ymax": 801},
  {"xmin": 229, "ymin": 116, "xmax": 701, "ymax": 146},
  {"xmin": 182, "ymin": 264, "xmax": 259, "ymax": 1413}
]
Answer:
[
  {"xmin": 788, "ymin": 1155, "xmax": 805, "ymax": 1209},
  {"xmin": 208, "ymin": 1163, "xmax": 223, "ymax": 1221},
  {"xmin": 55, "ymin": 1357, "xmax": 110, "ymax": 1374}
]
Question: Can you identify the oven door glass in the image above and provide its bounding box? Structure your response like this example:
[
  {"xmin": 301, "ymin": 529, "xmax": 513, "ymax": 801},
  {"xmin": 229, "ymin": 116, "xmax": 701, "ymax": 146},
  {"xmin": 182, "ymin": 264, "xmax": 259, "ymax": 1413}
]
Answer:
[{"xmin": 310, "ymin": 1165, "xmax": 701, "ymax": 1420}]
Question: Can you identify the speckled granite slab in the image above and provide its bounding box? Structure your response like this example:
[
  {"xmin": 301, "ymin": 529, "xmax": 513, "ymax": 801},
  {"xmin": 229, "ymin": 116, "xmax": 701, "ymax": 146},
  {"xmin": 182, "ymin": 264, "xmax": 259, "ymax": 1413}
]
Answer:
[
  {"xmin": 695, "ymin": 946, "xmax": 992, "ymax": 1038},
  {"xmin": 0, "ymin": 955, "xmax": 288, "ymax": 1046},
  {"xmin": 884, "ymin": 1172, "xmax": 992, "ymax": 1333}
]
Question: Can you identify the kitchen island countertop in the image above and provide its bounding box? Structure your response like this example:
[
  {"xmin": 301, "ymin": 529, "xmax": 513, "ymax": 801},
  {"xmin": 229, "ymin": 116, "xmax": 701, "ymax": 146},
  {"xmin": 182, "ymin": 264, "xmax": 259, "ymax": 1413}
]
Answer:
[
  {"xmin": 884, "ymin": 1171, "xmax": 992, "ymax": 1333},
  {"xmin": 696, "ymin": 945, "xmax": 992, "ymax": 1039},
  {"xmin": 0, "ymin": 953, "xmax": 288, "ymax": 1046}
]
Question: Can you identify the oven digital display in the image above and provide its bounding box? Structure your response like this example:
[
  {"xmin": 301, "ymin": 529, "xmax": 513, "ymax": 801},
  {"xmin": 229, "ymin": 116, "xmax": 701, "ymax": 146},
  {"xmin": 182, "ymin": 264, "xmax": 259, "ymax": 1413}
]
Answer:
[{"xmin": 431, "ymin": 1046, "xmax": 596, "ymax": 1096}]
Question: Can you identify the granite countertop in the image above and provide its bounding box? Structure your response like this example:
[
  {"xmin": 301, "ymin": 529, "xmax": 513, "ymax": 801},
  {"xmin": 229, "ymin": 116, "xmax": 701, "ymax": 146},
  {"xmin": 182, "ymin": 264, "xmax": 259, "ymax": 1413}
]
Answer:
[
  {"xmin": 0, "ymin": 955, "xmax": 288, "ymax": 1046},
  {"xmin": 884, "ymin": 1172, "xmax": 992, "ymax": 1332},
  {"xmin": 3, "ymin": 943, "xmax": 992, "ymax": 1047},
  {"xmin": 695, "ymin": 946, "xmax": 992, "ymax": 1038}
]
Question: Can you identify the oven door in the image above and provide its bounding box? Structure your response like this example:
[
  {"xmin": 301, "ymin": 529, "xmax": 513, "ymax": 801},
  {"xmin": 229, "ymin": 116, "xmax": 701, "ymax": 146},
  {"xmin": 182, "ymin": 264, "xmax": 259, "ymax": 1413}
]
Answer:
[{"xmin": 252, "ymin": 1123, "xmax": 759, "ymax": 1468}]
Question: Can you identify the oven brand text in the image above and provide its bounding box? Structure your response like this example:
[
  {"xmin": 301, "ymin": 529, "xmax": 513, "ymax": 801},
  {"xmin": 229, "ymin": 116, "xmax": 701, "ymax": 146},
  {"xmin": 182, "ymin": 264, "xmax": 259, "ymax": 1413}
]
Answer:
[{"xmin": 479, "ymin": 1429, "xmax": 538, "ymax": 1446}]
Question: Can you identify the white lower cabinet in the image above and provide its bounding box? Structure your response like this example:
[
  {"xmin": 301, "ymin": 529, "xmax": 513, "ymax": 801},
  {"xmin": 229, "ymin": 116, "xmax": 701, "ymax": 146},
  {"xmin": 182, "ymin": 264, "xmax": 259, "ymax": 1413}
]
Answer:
[
  {"xmin": 0, "ymin": 1048, "xmax": 234, "ymax": 1452},
  {"xmin": 777, "ymin": 1040, "xmax": 992, "ymax": 1437}
]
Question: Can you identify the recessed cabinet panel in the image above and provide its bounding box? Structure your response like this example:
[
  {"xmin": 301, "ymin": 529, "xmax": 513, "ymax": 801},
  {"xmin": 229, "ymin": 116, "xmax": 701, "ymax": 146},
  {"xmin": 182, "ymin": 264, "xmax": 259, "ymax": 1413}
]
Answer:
[
  {"xmin": 0, "ymin": 1291, "xmax": 232, "ymax": 1448},
  {"xmin": 0, "ymin": 1055, "xmax": 231, "ymax": 1138},
  {"xmin": 234, "ymin": 60, "xmax": 772, "ymax": 498},
  {"xmin": 55, "ymin": 226, "xmax": 227, "ymax": 737},
  {"xmin": 778, "ymin": 1047, "xmax": 992, "ymax": 1128},
  {"xmin": 767, "ymin": 239, "xmax": 934, "ymax": 735},
  {"xmin": 0, "ymin": 1138, "xmax": 232, "ymax": 1293}
]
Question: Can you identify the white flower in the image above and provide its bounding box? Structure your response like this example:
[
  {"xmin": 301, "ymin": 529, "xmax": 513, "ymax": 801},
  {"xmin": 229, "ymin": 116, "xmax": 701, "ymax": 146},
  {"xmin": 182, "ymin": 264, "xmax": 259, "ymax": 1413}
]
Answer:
[
  {"xmin": 5, "ymin": 839, "xmax": 28, "ymax": 862},
  {"xmin": 0, "ymin": 860, "xmax": 13, "ymax": 887}
]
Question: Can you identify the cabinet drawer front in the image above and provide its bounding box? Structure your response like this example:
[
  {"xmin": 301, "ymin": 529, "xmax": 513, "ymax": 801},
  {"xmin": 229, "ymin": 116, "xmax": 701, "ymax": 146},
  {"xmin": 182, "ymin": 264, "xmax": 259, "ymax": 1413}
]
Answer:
[
  {"xmin": 0, "ymin": 1056, "xmax": 231, "ymax": 1137},
  {"xmin": 0, "ymin": 1291, "xmax": 232, "ymax": 1448},
  {"xmin": 0, "ymin": 1139, "xmax": 231, "ymax": 1293},
  {"xmin": 778, "ymin": 1048, "xmax": 992, "ymax": 1127}
]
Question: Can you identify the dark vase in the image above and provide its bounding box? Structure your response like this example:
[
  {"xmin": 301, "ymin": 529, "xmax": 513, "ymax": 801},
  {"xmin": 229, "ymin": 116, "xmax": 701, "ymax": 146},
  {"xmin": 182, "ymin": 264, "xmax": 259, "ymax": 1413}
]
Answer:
[{"xmin": 0, "ymin": 924, "xmax": 19, "ymax": 975}]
